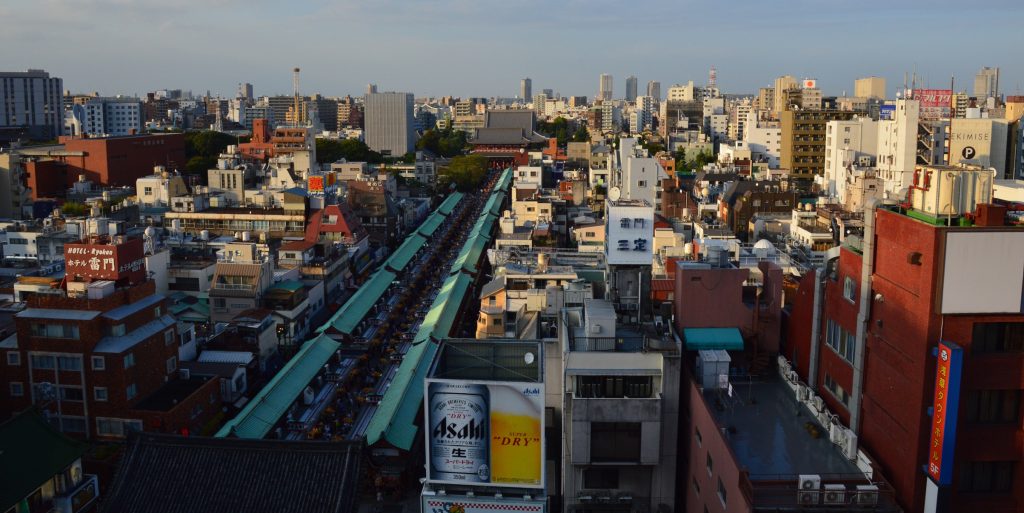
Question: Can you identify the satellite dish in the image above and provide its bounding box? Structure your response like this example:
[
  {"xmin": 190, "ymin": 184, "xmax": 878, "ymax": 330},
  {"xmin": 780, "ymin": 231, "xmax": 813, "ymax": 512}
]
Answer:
[
  {"xmin": 608, "ymin": 186, "xmax": 621, "ymax": 201},
  {"xmin": 524, "ymin": 352, "xmax": 535, "ymax": 365}
]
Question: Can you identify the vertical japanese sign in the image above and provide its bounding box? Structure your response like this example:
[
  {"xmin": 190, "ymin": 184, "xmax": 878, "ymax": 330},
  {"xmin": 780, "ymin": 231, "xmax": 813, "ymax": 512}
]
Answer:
[{"xmin": 927, "ymin": 340, "xmax": 963, "ymax": 485}]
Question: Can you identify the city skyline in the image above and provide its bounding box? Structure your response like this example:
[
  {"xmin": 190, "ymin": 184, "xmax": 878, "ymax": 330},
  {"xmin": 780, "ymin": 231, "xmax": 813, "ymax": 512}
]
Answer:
[{"xmin": 3, "ymin": 0, "xmax": 1023, "ymax": 99}]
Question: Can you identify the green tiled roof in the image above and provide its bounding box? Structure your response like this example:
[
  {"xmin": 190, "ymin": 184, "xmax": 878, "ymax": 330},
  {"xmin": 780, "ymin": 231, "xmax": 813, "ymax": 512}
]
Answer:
[
  {"xmin": 437, "ymin": 192, "xmax": 464, "ymax": 216},
  {"xmin": 318, "ymin": 270, "xmax": 397, "ymax": 335},
  {"xmin": 684, "ymin": 327, "xmax": 744, "ymax": 351},
  {"xmin": 450, "ymin": 234, "xmax": 490, "ymax": 275},
  {"xmin": 385, "ymin": 234, "xmax": 426, "ymax": 272},
  {"xmin": 416, "ymin": 212, "xmax": 446, "ymax": 237},
  {"xmin": 0, "ymin": 411, "xmax": 86, "ymax": 509},
  {"xmin": 270, "ymin": 280, "xmax": 305, "ymax": 292},
  {"xmin": 216, "ymin": 334, "xmax": 340, "ymax": 439}
]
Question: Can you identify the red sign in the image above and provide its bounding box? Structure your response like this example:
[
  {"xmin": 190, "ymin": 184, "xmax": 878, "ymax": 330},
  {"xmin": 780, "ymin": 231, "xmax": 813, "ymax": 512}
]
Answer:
[
  {"xmin": 913, "ymin": 89, "xmax": 953, "ymax": 120},
  {"xmin": 64, "ymin": 237, "xmax": 146, "ymax": 284},
  {"xmin": 308, "ymin": 175, "xmax": 324, "ymax": 193},
  {"xmin": 927, "ymin": 341, "xmax": 963, "ymax": 485}
]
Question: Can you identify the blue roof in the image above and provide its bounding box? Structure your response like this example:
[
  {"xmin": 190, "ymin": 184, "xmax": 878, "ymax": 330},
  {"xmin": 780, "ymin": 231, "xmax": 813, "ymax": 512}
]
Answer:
[
  {"xmin": 94, "ymin": 315, "xmax": 177, "ymax": 354},
  {"xmin": 16, "ymin": 309, "xmax": 100, "ymax": 321},
  {"xmin": 683, "ymin": 327, "xmax": 744, "ymax": 351},
  {"xmin": 102, "ymin": 294, "xmax": 166, "ymax": 321},
  {"xmin": 216, "ymin": 334, "xmax": 340, "ymax": 439}
]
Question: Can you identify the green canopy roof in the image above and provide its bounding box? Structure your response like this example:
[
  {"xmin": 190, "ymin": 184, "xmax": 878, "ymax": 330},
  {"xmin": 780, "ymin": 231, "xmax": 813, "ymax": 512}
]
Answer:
[
  {"xmin": 216, "ymin": 334, "xmax": 340, "ymax": 439},
  {"xmin": 318, "ymin": 270, "xmax": 397, "ymax": 335},
  {"xmin": 416, "ymin": 212, "xmax": 446, "ymax": 238},
  {"xmin": 450, "ymin": 235, "xmax": 490, "ymax": 275},
  {"xmin": 437, "ymin": 192, "xmax": 464, "ymax": 216},
  {"xmin": 683, "ymin": 328, "xmax": 744, "ymax": 351},
  {"xmin": 0, "ymin": 411, "xmax": 87, "ymax": 509},
  {"xmin": 385, "ymin": 234, "xmax": 426, "ymax": 272},
  {"xmin": 270, "ymin": 280, "xmax": 305, "ymax": 292}
]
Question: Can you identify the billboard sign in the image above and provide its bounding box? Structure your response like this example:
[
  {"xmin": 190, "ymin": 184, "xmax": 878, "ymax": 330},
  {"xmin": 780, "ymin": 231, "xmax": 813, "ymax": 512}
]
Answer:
[
  {"xmin": 64, "ymin": 237, "xmax": 146, "ymax": 284},
  {"xmin": 802, "ymin": 79, "xmax": 817, "ymax": 89},
  {"xmin": 927, "ymin": 340, "xmax": 963, "ymax": 485},
  {"xmin": 308, "ymin": 175, "xmax": 324, "ymax": 193},
  {"xmin": 879, "ymin": 104, "xmax": 896, "ymax": 120},
  {"xmin": 425, "ymin": 380, "xmax": 544, "ymax": 488},
  {"xmin": 422, "ymin": 497, "xmax": 545, "ymax": 513},
  {"xmin": 912, "ymin": 89, "xmax": 952, "ymax": 120}
]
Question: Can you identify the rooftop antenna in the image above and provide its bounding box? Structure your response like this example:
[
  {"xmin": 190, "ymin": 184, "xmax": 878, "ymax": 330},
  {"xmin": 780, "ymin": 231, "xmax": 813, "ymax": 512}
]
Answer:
[{"xmin": 293, "ymin": 67, "xmax": 302, "ymax": 127}]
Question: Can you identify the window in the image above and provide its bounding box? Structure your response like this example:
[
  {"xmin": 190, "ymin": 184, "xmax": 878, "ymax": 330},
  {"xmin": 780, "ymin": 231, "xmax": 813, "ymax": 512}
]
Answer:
[
  {"xmin": 825, "ymin": 319, "xmax": 855, "ymax": 363},
  {"xmin": 154, "ymin": 306, "xmax": 162, "ymax": 317},
  {"xmin": 94, "ymin": 387, "xmax": 108, "ymax": 401},
  {"xmin": 843, "ymin": 276, "xmax": 856, "ymax": 302},
  {"xmin": 824, "ymin": 373, "xmax": 851, "ymax": 408},
  {"xmin": 124, "ymin": 353, "xmax": 135, "ymax": 369},
  {"xmin": 60, "ymin": 416, "xmax": 87, "ymax": 433},
  {"xmin": 31, "ymin": 324, "xmax": 79, "ymax": 339},
  {"xmin": 492, "ymin": 318, "xmax": 501, "ymax": 326},
  {"xmin": 590, "ymin": 422, "xmax": 641, "ymax": 462},
  {"xmin": 165, "ymin": 330, "xmax": 174, "ymax": 346},
  {"xmin": 166, "ymin": 356, "xmax": 177, "ymax": 374},
  {"xmin": 59, "ymin": 386, "xmax": 84, "ymax": 402},
  {"xmin": 582, "ymin": 468, "xmax": 619, "ymax": 489},
  {"xmin": 58, "ymin": 356, "xmax": 82, "ymax": 371},
  {"xmin": 965, "ymin": 390, "xmax": 1020, "ymax": 423},
  {"xmin": 576, "ymin": 376, "xmax": 654, "ymax": 398},
  {"xmin": 638, "ymin": 180, "xmax": 648, "ymax": 187},
  {"xmin": 692, "ymin": 476, "xmax": 701, "ymax": 494},
  {"xmin": 972, "ymin": 323, "xmax": 1024, "ymax": 353},
  {"xmin": 585, "ymin": 231, "xmax": 595, "ymax": 237},
  {"xmin": 126, "ymin": 383, "xmax": 138, "ymax": 401},
  {"xmin": 96, "ymin": 418, "xmax": 143, "ymax": 437},
  {"xmin": 717, "ymin": 477, "xmax": 728, "ymax": 507},
  {"xmin": 695, "ymin": 426, "xmax": 703, "ymax": 447},
  {"xmin": 6, "ymin": 352, "xmax": 19, "ymax": 366},
  {"xmin": 143, "ymin": 187, "xmax": 153, "ymax": 195},
  {"xmin": 10, "ymin": 382, "xmax": 23, "ymax": 397},
  {"xmin": 92, "ymin": 356, "xmax": 105, "ymax": 370},
  {"xmin": 30, "ymin": 354, "xmax": 54, "ymax": 369},
  {"xmin": 110, "ymin": 324, "xmax": 126, "ymax": 337},
  {"xmin": 959, "ymin": 461, "xmax": 1014, "ymax": 493},
  {"xmin": 706, "ymin": 453, "xmax": 714, "ymax": 476}
]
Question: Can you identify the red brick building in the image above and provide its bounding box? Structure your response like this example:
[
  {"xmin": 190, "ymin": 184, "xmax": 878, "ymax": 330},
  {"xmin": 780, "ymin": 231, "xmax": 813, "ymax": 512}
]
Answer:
[
  {"xmin": 0, "ymin": 236, "xmax": 220, "ymax": 440},
  {"xmin": 787, "ymin": 205, "xmax": 1024, "ymax": 513},
  {"xmin": 23, "ymin": 133, "xmax": 186, "ymax": 199}
]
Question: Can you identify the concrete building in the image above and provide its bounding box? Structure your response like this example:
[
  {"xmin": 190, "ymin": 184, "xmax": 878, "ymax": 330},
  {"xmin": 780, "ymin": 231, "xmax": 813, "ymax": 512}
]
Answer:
[
  {"xmin": 974, "ymin": 66, "xmax": 1000, "ymax": 99},
  {"xmin": 599, "ymin": 74, "xmax": 613, "ymax": 102},
  {"xmin": 70, "ymin": 97, "xmax": 143, "ymax": 137},
  {"xmin": 742, "ymin": 111, "xmax": 782, "ymax": 168},
  {"xmin": 781, "ymin": 109, "xmax": 858, "ymax": 180},
  {"xmin": 773, "ymin": 75, "xmax": 799, "ymax": 116},
  {"xmin": 666, "ymin": 81, "xmax": 699, "ymax": 102},
  {"xmin": 209, "ymin": 242, "xmax": 274, "ymax": 325},
  {"xmin": 625, "ymin": 75, "xmax": 638, "ymax": 102},
  {"xmin": 855, "ymin": 77, "xmax": 887, "ymax": 100},
  {"xmin": 646, "ymin": 81, "xmax": 661, "ymax": 101},
  {"xmin": 823, "ymin": 117, "xmax": 878, "ymax": 198},
  {"xmin": 947, "ymin": 118, "xmax": 1009, "ymax": 176},
  {"xmin": 521, "ymin": 77, "xmax": 533, "ymax": 100},
  {"xmin": 875, "ymin": 99, "xmax": 921, "ymax": 195},
  {"xmin": 364, "ymin": 92, "xmax": 415, "ymax": 157},
  {"xmin": 0, "ymin": 69, "xmax": 64, "ymax": 141}
]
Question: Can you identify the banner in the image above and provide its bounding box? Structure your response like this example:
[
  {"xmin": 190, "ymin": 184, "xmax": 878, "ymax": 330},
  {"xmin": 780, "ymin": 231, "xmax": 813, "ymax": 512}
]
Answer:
[
  {"xmin": 426, "ymin": 380, "xmax": 544, "ymax": 488},
  {"xmin": 912, "ymin": 89, "xmax": 953, "ymax": 120},
  {"xmin": 927, "ymin": 340, "xmax": 963, "ymax": 485}
]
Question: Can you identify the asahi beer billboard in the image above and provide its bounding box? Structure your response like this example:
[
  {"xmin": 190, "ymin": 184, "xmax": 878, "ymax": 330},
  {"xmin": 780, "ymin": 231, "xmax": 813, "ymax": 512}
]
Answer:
[
  {"xmin": 422, "ymin": 497, "xmax": 545, "ymax": 513},
  {"xmin": 425, "ymin": 380, "xmax": 544, "ymax": 488}
]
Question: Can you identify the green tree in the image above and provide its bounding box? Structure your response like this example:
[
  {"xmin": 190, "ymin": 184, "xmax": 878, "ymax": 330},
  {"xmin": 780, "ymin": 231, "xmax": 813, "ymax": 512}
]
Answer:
[
  {"xmin": 673, "ymin": 148, "xmax": 688, "ymax": 171},
  {"xmin": 61, "ymin": 201, "xmax": 88, "ymax": 217},
  {"xmin": 439, "ymin": 154, "xmax": 488, "ymax": 191},
  {"xmin": 571, "ymin": 125, "xmax": 590, "ymax": 143},
  {"xmin": 416, "ymin": 128, "xmax": 468, "ymax": 157},
  {"xmin": 536, "ymin": 117, "xmax": 571, "ymax": 146},
  {"xmin": 316, "ymin": 138, "xmax": 383, "ymax": 164}
]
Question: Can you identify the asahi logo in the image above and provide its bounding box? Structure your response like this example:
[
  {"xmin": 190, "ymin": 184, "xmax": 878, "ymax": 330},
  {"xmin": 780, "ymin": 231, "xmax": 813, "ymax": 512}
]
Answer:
[{"xmin": 432, "ymin": 416, "xmax": 485, "ymax": 440}]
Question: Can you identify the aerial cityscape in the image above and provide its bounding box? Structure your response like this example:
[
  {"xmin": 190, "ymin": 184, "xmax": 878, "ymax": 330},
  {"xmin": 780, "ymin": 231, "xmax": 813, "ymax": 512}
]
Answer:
[{"xmin": 1, "ymin": 4, "xmax": 1023, "ymax": 513}]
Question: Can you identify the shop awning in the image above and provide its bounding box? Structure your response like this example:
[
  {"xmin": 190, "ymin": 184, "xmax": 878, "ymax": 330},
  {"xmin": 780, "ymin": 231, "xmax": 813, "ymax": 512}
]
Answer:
[{"xmin": 683, "ymin": 327, "xmax": 743, "ymax": 351}]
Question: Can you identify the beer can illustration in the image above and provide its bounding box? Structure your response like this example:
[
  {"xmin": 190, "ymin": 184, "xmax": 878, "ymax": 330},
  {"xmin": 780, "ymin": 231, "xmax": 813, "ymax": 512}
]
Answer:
[{"xmin": 428, "ymin": 382, "xmax": 490, "ymax": 483}]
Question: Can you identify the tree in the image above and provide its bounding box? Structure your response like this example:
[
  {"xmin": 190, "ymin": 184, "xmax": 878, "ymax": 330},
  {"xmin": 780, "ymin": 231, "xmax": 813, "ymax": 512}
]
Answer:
[
  {"xmin": 61, "ymin": 201, "xmax": 88, "ymax": 217},
  {"xmin": 439, "ymin": 154, "xmax": 488, "ymax": 191},
  {"xmin": 571, "ymin": 125, "xmax": 590, "ymax": 143},
  {"xmin": 536, "ymin": 117, "xmax": 571, "ymax": 146},
  {"xmin": 687, "ymin": 149, "xmax": 714, "ymax": 171},
  {"xmin": 417, "ymin": 128, "xmax": 468, "ymax": 158},
  {"xmin": 673, "ymin": 148, "xmax": 688, "ymax": 171},
  {"xmin": 316, "ymin": 138, "xmax": 383, "ymax": 164}
]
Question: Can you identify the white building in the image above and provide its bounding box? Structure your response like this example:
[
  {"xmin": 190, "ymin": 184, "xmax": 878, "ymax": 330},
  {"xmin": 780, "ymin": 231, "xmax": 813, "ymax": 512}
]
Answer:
[
  {"xmin": 823, "ymin": 117, "xmax": 878, "ymax": 198},
  {"xmin": 0, "ymin": 69, "xmax": 64, "ymax": 139},
  {"xmin": 77, "ymin": 97, "xmax": 143, "ymax": 136},
  {"xmin": 137, "ymin": 167, "xmax": 189, "ymax": 210},
  {"xmin": 364, "ymin": 92, "xmax": 415, "ymax": 157},
  {"xmin": 742, "ymin": 110, "xmax": 782, "ymax": 168},
  {"xmin": 875, "ymin": 99, "xmax": 921, "ymax": 196},
  {"xmin": 666, "ymin": 81, "xmax": 699, "ymax": 102}
]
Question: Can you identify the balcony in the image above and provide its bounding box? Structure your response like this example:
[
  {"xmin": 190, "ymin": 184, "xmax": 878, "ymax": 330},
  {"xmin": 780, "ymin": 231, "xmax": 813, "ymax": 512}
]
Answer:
[{"xmin": 52, "ymin": 474, "xmax": 99, "ymax": 513}]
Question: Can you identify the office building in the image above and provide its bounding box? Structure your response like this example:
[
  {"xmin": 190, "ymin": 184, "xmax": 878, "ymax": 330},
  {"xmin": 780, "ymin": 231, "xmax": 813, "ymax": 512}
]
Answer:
[
  {"xmin": 364, "ymin": 92, "xmax": 415, "ymax": 157},
  {"xmin": 855, "ymin": 76, "xmax": 886, "ymax": 100},
  {"xmin": 974, "ymin": 67, "xmax": 1000, "ymax": 99},
  {"xmin": 366, "ymin": 83, "xmax": 378, "ymax": 95},
  {"xmin": 666, "ymin": 81, "xmax": 699, "ymax": 102},
  {"xmin": 780, "ymin": 109, "xmax": 858, "ymax": 179},
  {"xmin": 238, "ymin": 82, "xmax": 253, "ymax": 101},
  {"xmin": 646, "ymin": 81, "xmax": 661, "ymax": 101},
  {"xmin": 625, "ymin": 75, "xmax": 638, "ymax": 101},
  {"xmin": 773, "ymin": 75, "xmax": 799, "ymax": 116},
  {"xmin": 599, "ymin": 74, "xmax": 613, "ymax": 101},
  {"xmin": 72, "ymin": 97, "xmax": 143, "ymax": 137},
  {"xmin": 0, "ymin": 69, "xmax": 64, "ymax": 140},
  {"xmin": 533, "ymin": 93, "xmax": 548, "ymax": 115},
  {"xmin": 521, "ymin": 77, "xmax": 532, "ymax": 100}
]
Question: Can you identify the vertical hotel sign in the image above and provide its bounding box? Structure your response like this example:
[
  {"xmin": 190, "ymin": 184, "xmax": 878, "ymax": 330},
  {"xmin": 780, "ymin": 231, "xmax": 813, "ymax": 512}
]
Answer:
[{"xmin": 927, "ymin": 340, "xmax": 963, "ymax": 485}]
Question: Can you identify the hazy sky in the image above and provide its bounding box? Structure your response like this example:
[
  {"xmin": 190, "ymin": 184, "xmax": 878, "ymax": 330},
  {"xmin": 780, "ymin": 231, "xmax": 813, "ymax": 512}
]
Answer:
[{"xmin": 3, "ymin": 0, "xmax": 1022, "ymax": 99}]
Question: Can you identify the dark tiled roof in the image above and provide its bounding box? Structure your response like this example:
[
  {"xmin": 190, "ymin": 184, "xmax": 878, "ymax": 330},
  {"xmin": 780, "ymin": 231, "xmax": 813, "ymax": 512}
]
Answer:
[
  {"xmin": 0, "ymin": 410, "xmax": 87, "ymax": 509},
  {"xmin": 102, "ymin": 433, "xmax": 363, "ymax": 513},
  {"xmin": 484, "ymin": 110, "xmax": 536, "ymax": 131}
]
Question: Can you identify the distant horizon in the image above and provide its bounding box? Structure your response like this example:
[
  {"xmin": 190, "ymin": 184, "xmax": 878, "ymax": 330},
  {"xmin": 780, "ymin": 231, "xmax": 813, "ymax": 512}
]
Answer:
[{"xmin": 3, "ymin": 0, "xmax": 1022, "ymax": 100}]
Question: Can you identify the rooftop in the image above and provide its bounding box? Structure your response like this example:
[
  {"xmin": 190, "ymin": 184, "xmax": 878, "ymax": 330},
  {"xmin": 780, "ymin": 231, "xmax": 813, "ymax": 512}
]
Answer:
[
  {"xmin": 132, "ymin": 375, "xmax": 215, "ymax": 412},
  {"xmin": 704, "ymin": 372, "xmax": 861, "ymax": 477},
  {"xmin": 0, "ymin": 411, "xmax": 87, "ymax": 509}
]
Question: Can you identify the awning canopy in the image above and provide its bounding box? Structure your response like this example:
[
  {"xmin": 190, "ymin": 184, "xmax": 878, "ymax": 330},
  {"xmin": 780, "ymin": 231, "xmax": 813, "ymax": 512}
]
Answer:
[{"xmin": 683, "ymin": 327, "xmax": 743, "ymax": 351}]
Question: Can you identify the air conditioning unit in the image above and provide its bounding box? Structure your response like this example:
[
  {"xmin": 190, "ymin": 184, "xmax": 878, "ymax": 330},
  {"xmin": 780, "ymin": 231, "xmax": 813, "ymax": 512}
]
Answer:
[
  {"xmin": 590, "ymin": 324, "xmax": 602, "ymax": 334},
  {"xmin": 852, "ymin": 485, "xmax": 879, "ymax": 506},
  {"xmin": 843, "ymin": 431, "xmax": 859, "ymax": 460},
  {"xmin": 179, "ymin": 368, "xmax": 191, "ymax": 380},
  {"xmin": 796, "ymin": 384, "xmax": 809, "ymax": 402},
  {"xmin": 829, "ymin": 421, "xmax": 846, "ymax": 445},
  {"xmin": 812, "ymin": 395, "xmax": 825, "ymax": 413},
  {"xmin": 823, "ymin": 484, "xmax": 846, "ymax": 505},
  {"xmin": 796, "ymin": 474, "xmax": 821, "ymax": 507},
  {"xmin": 797, "ymin": 489, "xmax": 820, "ymax": 506}
]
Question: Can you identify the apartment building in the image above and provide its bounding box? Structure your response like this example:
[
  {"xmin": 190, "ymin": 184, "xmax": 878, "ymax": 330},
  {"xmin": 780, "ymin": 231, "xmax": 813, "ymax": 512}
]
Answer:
[{"xmin": 780, "ymin": 110, "xmax": 858, "ymax": 180}]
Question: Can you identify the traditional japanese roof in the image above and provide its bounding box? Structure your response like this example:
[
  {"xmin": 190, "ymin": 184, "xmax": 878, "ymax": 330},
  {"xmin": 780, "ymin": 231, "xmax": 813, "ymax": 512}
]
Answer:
[
  {"xmin": 0, "ymin": 410, "xmax": 87, "ymax": 510},
  {"xmin": 102, "ymin": 433, "xmax": 362, "ymax": 513}
]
